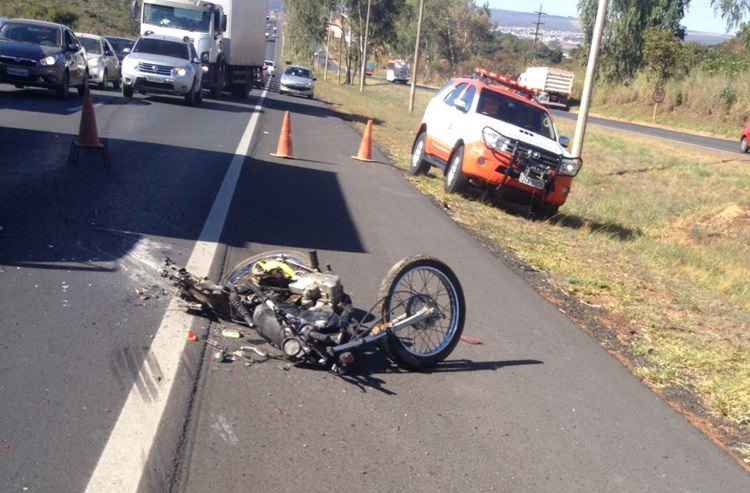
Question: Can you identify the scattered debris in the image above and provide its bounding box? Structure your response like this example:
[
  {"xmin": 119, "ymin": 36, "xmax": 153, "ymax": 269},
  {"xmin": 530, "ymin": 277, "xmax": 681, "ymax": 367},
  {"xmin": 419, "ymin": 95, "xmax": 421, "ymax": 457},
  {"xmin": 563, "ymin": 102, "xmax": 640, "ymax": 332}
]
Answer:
[
  {"xmin": 221, "ymin": 328, "xmax": 242, "ymax": 339},
  {"xmin": 187, "ymin": 330, "xmax": 199, "ymax": 342},
  {"xmin": 460, "ymin": 335, "xmax": 484, "ymax": 345}
]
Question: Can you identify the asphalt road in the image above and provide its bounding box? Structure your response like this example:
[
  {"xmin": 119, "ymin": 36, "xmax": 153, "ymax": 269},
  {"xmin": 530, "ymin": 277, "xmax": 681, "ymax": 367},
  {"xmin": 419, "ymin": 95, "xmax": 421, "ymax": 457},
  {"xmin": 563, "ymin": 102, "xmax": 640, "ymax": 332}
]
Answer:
[{"xmin": 0, "ymin": 38, "xmax": 747, "ymax": 492}]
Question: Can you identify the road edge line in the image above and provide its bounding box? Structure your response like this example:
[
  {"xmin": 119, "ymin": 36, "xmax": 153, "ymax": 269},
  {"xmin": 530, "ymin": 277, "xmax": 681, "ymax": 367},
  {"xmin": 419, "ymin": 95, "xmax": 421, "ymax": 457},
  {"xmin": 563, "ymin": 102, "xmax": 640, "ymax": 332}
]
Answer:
[{"xmin": 83, "ymin": 88, "xmax": 269, "ymax": 493}]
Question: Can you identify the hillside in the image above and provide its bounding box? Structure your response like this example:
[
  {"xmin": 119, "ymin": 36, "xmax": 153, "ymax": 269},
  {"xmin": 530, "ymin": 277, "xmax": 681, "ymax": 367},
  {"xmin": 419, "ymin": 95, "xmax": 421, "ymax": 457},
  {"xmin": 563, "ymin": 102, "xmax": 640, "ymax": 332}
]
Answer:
[
  {"xmin": 0, "ymin": 0, "xmax": 137, "ymax": 36},
  {"xmin": 490, "ymin": 8, "xmax": 580, "ymax": 32}
]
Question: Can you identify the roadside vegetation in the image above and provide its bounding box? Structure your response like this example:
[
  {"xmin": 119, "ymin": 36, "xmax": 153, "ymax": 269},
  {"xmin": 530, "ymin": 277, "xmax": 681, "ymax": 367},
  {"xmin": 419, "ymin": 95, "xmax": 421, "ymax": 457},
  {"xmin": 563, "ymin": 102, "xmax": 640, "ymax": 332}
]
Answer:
[
  {"xmin": 314, "ymin": 77, "xmax": 750, "ymax": 463},
  {"xmin": 0, "ymin": 0, "xmax": 137, "ymax": 36}
]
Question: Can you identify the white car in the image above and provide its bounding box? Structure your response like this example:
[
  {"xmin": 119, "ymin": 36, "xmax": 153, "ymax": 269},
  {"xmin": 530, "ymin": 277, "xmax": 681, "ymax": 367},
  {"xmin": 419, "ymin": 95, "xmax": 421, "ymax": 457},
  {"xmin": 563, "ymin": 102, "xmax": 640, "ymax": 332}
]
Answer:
[
  {"xmin": 76, "ymin": 33, "xmax": 121, "ymax": 89},
  {"xmin": 279, "ymin": 65, "xmax": 315, "ymax": 99},
  {"xmin": 263, "ymin": 59, "xmax": 276, "ymax": 76},
  {"xmin": 121, "ymin": 35, "xmax": 203, "ymax": 106}
]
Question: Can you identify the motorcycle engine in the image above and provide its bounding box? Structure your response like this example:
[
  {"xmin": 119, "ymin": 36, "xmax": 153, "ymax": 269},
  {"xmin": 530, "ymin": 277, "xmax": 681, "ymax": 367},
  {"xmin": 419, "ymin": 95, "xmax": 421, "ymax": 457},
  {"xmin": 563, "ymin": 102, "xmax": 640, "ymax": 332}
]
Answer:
[{"xmin": 249, "ymin": 265, "xmax": 346, "ymax": 353}]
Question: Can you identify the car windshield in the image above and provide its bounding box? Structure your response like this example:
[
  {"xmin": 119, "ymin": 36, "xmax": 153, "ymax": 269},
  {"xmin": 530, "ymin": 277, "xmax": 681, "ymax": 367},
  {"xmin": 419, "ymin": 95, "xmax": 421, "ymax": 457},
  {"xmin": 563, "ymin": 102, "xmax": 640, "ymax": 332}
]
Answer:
[
  {"xmin": 0, "ymin": 22, "xmax": 60, "ymax": 47},
  {"xmin": 133, "ymin": 38, "xmax": 188, "ymax": 60},
  {"xmin": 285, "ymin": 67, "xmax": 311, "ymax": 78},
  {"xmin": 143, "ymin": 4, "xmax": 211, "ymax": 32},
  {"xmin": 477, "ymin": 89, "xmax": 555, "ymax": 140},
  {"xmin": 80, "ymin": 37, "xmax": 101, "ymax": 55},
  {"xmin": 107, "ymin": 37, "xmax": 133, "ymax": 54}
]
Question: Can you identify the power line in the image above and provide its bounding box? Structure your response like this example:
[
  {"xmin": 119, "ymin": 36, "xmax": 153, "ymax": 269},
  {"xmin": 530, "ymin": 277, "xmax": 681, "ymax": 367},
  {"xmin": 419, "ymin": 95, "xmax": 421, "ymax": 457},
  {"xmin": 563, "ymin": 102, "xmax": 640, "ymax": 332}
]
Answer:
[{"xmin": 532, "ymin": 3, "xmax": 545, "ymax": 53}]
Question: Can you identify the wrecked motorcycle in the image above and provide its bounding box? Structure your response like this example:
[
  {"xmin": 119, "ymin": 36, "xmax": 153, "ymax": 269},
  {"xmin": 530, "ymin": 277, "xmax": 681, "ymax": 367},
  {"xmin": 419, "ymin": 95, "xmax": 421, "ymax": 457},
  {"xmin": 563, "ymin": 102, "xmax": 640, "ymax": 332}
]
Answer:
[{"xmin": 163, "ymin": 250, "xmax": 465, "ymax": 371}]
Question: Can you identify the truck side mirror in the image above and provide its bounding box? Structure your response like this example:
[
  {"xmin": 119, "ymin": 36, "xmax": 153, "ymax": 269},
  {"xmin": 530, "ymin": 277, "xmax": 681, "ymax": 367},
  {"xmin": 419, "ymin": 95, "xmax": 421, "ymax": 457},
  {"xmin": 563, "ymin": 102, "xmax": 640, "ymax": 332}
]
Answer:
[
  {"xmin": 221, "ymin": 14, "xmax": 227, "ymax": 32},
  {"xmin": 559, "ymin": 135, "xmax": 570, "ymax": 148}
]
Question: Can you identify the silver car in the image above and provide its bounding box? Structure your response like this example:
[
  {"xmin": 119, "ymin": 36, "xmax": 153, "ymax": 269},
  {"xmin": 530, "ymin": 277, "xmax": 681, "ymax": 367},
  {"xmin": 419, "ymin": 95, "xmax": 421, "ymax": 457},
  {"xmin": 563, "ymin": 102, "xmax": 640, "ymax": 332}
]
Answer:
[
  {"xmin": 121, "ymin": 34, "xmax": 203, "ymax": 106},
  {"xmin": 77, "ymin": 33, "xmax": 121, "ymax": 89},
  {"xmin": 279, "ymin": 65, "xmax": 315, "ymax": 99}
]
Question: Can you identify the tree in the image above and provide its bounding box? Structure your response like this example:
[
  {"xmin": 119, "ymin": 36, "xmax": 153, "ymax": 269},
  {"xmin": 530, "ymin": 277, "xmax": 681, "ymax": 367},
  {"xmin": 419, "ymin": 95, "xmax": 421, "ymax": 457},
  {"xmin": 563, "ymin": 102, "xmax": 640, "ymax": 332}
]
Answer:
[
  {"xmin": 285, "ymin": 0, "xmax": 333, "ymax": 62},
  {"xmin": 578, "ymin": 0, "xmax": 689, "ymax": 81},
  {"xmin": 712, "ymin": 0, "xmax": 750, "ymax": 29}
]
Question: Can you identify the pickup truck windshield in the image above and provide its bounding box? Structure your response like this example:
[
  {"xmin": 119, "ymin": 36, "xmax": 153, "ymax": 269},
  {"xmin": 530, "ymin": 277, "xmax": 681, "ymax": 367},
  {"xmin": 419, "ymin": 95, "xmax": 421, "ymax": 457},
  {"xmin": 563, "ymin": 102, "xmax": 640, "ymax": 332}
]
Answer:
[
  {"xmin": 0, "ymin": 22, "xmax": 60, "ymax": 47},
  {"xmin": 477, "ymin": 89, "xmax": 555, "ymax": 140},
  {"xmin": 80, "ymin": 37, "xmax": 101, "ymax": 55},
  {"xmin": 133, "ymin": 38, "xmax": 188, "ymax": 60},
  {"xmin": 143, "ymin": 4, "xmax": 211, "ymax": 33}
]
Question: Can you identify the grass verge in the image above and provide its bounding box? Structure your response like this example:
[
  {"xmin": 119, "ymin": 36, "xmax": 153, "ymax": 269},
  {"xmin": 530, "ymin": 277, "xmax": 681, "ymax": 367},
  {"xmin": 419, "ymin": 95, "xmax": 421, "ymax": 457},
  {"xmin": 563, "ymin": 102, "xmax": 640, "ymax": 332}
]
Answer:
[{"xmin": 315, "ymin": 76, "xmax": 750, "ymax": 465}]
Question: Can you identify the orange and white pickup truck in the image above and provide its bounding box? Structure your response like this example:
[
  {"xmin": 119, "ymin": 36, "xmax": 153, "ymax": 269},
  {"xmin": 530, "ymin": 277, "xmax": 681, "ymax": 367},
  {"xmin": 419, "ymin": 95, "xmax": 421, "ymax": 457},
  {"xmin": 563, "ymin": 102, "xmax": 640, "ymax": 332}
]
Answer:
[{"xmin": 411, "ymin": 69, "xmax": 582, "ymax": 216}]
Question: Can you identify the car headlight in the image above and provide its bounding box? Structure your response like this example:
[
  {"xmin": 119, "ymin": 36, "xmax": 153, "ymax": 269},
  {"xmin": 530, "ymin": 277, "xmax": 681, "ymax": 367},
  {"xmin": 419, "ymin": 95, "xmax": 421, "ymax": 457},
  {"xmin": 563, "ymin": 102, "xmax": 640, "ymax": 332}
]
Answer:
[
  {"xmin": 559, "ymin": 156, "xmax": 583, "ymax": 176},
  {"xmin": 89, "ymin": 58, "xmax": 99, "ymax": 67},
  {"xmin": 174, "ymin": 67, "xmax": 187, "ymax": 77},
  {"xmin": 482, "ymin": 127, "xmax": 515, "ymax": 153},
  {"xmin": 40, "ymin": 55, "xmax": 58, "ymax": 66}
]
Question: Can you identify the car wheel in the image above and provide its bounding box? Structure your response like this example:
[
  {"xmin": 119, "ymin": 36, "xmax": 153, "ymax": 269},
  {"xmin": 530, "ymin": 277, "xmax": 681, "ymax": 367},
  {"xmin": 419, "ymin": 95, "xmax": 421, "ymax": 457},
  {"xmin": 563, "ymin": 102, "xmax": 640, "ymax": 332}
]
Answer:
[
  {"xmin": 76, "ymin": 72, "xmax": 88, "ymax": 97},
  {"xmin": 195, "ymin": 84, "xmax": 203, "ymax": 106},
  {"xmin": 56, "ymin": 71, "xmax": 70, "ymax": 100},
  {"xmin": 122, "ymin": 83, "xmax": 133, "ymax": 99},
  {"xmin": 741, "ymin": 137, "xmax": 749, "ymax": 154},
  {"xmin": 100, "ymin": 69, "xmax": 108, "ymax": 90},
  {"xmin": 112, "ymin": 76, "xmax": 121, "ymax": 90},
  {"xmin": 410, "ymin": 131, "xmax": 431, "ymax": 176},
  {"xmin": 185, "ymin": 82, "xmax": 197, "ymax": 106},
  {"xmin": 444, "ymin": 145, "xmax": 468, "ymax": 194}
]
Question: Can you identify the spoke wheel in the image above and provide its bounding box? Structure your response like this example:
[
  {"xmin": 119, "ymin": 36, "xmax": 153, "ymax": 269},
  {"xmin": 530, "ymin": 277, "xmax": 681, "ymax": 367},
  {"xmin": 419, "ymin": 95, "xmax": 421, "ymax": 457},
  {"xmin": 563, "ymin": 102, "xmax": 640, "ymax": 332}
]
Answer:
[{"xmin": 379, "ymin": 256, "xmax": 465, "ymax": 370}]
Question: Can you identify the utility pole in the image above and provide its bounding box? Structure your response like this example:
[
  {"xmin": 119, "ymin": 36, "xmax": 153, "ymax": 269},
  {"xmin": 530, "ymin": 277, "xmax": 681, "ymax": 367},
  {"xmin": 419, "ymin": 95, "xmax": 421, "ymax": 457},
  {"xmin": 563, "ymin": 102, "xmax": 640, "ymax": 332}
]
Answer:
[
  {"xmin": 359, "ymin": 0, "xmax": 372, "ymax": 93},
  {"xmin": 532, "ymin": 3, "xmax": 545, "ymax": 55},
  {"xmin": 572, "ymin": 0, "xmax": 608, "ymax": 158},
  {"xmin": 323, "ymin": 12, "xmax": 332, "ymax": 80},
  {"xmin": 409, "ymin": 0, "xmax": 425, "ymax": 113}
]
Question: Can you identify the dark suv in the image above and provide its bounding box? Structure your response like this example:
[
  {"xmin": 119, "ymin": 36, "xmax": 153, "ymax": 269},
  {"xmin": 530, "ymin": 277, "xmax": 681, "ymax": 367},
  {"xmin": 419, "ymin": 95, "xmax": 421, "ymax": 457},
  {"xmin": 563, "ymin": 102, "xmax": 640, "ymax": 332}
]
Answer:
[{"xmin": 0, "ymin": 19, "xmax": 88, "ymax": 99}]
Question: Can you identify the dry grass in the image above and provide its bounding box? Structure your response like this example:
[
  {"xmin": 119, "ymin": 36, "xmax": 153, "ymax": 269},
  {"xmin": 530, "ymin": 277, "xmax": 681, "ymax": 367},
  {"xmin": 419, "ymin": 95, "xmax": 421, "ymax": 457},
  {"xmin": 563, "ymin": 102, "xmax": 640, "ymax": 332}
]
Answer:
[
  {"xmin": 588, "ymin": 71, "xmax": 750, "ymax": 140},
  {"xmin": 316, "ymin": 77, "xmax": 750, "ymax": 460}
]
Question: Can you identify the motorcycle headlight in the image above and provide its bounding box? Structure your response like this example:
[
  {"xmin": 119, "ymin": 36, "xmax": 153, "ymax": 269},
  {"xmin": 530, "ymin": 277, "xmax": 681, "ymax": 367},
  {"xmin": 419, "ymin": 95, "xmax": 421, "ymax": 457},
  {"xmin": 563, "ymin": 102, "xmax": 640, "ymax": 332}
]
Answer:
[
  {"xmin": 559, "ymin": 157, "xmax": 583, "ymax": 176},
  {"xmin": 40, "ymin": 55, "xmax": 58, "ymax": 66},
  {"xmin": 174, "ymin": 67, "xmax": 187, "ymax": 77},
  {"xmin": 482, "ymin": 127, "xmax": 515, "ymax": 153}
]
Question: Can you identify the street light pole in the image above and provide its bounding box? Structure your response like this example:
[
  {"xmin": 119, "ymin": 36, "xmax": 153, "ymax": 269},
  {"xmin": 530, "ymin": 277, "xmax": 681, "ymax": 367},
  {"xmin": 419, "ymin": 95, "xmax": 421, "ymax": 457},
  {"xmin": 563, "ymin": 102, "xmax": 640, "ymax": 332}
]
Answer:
[
  {"xmin": 359, "ymin": 0, "xmax": 372, "ymax": 93},
  {"xmin": 571, "ymin": 0, "xmax": 608, "ymax": 158},
  {"xmin": 409, "ymin": 0, "xmax": 425, "ymax": 113}
]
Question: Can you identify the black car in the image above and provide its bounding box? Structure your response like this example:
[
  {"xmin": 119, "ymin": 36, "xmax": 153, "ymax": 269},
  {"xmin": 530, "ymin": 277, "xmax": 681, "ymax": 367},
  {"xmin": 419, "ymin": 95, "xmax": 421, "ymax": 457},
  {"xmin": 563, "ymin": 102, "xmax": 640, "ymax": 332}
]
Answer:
[
  {"xmin": 105, "ymin": 36, "xmax": 135, "ymax": 61},
  {"xmin": 0, "ymin": 19, "xmax": 88, "ymax": 99}
]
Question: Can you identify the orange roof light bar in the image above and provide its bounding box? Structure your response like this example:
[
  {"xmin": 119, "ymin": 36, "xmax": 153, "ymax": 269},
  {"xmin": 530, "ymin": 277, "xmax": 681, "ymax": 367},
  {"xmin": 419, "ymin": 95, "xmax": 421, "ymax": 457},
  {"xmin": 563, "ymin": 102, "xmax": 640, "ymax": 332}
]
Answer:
[{"xmin": 474, "ymin": 68, "xmax": 538, "ymax": 101}]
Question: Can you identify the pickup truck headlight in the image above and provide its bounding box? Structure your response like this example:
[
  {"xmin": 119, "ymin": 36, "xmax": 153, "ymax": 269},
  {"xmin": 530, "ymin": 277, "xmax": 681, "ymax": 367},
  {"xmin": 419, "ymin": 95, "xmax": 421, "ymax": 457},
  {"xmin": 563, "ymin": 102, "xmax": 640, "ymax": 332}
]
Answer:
[
  {"xmin": 40, "ymin": 55, "xmax": 59, "ymax": 66},
  {"xmin": 559, "ymin": 157, "xmax": 583, "ymax": 176},
  {"xmin": 174, "ymin": 67, "xmax": 187, "ymax": 77},
  {"xmin": 482, "ymin": 127, "xmax": 515, "ymax": 153}
]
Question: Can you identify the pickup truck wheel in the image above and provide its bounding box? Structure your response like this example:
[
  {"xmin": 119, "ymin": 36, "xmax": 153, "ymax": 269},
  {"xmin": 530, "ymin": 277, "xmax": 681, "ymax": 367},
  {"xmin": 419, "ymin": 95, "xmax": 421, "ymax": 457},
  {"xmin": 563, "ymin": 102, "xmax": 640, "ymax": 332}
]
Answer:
[
  {"xmin": 444, "ymin": 146, "xmax": 468, "ymax": 194},
  {"xmin": 112, "ymin": 76, "xmax": 121, "ymax": 90},
  {"xmin": 122, "ymin": 84, "xmax": 133, "ymax": 99},
  {"xmin": 100, "ymin": 69, "xmax": 108, "ymax": 90},
  {"xmin": 741, "ymin": 137, "xmax": 749, "ymax": 154},
  {"xmin": 410, "ymin": 132, "xmax": 430, "ymax": 176},
  {"xmin": 76, "ymin": 72, "xmax": 88, "ymax": 97},
  {"xmin": 184, "ymin": 84, "xmax": 196, "ymax": 106},
  {"xmin": 532, "ymin": 201, "xmax": 560, "ymax": 219}
]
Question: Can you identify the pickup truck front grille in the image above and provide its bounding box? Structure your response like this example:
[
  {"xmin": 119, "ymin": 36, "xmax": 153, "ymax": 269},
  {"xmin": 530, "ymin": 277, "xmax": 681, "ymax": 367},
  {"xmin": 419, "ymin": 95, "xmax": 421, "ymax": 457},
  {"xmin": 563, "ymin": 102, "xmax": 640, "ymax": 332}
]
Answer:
[
  {"xmin": 137, "ymin": 62, "xmax": 173, "ymax": 76},
  {"xmin": 514, "ymin": 142, "xmax": 560, "ymax": 169}
]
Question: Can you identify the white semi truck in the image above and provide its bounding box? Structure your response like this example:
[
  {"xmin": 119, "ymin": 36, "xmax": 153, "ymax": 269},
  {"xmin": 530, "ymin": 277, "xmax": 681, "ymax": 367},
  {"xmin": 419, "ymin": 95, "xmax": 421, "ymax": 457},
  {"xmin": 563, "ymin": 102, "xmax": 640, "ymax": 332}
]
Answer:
[
  {"xmin": 518, "ymin": 66, "xmax": 575, "ymax": 111},
  {"xmin": 132, "ymin": 0, "xmax": 266, "ymax": 98}
]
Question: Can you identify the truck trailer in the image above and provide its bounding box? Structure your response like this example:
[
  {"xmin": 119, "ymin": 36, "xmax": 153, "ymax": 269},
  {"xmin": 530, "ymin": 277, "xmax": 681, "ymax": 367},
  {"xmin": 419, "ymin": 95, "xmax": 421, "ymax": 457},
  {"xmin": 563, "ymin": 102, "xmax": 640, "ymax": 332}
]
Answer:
[{"xmin": 518, "ymin": 66, "xmax": 575, "ymax": 110}]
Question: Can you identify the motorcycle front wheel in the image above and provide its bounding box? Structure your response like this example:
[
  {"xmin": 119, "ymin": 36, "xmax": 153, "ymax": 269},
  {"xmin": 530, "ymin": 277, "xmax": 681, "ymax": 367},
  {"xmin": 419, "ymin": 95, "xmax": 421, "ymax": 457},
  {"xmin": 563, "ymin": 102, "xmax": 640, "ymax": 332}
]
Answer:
[{"xmin": 378, "ymin": 256, "xmax": 466, "ymax": 370}]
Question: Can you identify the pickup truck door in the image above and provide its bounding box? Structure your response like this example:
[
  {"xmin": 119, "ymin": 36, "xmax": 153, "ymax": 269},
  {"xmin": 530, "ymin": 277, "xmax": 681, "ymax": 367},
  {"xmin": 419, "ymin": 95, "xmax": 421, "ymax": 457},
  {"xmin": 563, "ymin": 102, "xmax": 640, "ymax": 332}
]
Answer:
[
  {"xmin": 445, "ymin": 84, "xmax": 477, "ymax": 150},
  {"xmin": 429, "ymin": 82, "xmax": 467, "ymax": 161}
]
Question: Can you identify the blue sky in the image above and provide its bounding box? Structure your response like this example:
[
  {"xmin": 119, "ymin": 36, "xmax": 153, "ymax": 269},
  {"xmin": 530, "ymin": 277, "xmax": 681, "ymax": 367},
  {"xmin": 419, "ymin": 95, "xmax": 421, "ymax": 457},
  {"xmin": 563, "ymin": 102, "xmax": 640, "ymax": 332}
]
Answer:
[{"xmin": 487, "ymin": 1, "xmax": 735, "ymax": 34}]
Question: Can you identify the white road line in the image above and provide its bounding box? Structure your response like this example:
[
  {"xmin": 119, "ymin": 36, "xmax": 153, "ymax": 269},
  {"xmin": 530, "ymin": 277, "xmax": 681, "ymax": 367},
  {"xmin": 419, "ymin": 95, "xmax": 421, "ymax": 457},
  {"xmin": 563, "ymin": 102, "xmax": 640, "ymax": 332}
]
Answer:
[{"xmin": 84, "ymin": 88, "xmax": 269, "ymax": 493}]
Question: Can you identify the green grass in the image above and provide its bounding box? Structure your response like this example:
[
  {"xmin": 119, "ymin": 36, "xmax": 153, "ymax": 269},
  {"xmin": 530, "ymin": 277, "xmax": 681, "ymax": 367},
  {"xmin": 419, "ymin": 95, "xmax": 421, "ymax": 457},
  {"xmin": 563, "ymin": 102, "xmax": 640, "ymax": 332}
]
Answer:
[
  {"xmin": 316, "ymin": 77, "xmax": 750, "ymax": 462},
  {"xmin": 0, "ymin": 0, "xmax": 137, "ymax": 37}
]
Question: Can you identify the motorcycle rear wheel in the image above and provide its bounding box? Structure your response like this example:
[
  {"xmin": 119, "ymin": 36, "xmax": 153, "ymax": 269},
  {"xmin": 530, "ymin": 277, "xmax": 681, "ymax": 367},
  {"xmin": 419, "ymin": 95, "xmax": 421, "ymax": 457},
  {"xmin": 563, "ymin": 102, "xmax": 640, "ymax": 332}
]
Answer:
[{"xmin": 378, "ymin": 256, "xmax": 465, "ymax": 370}]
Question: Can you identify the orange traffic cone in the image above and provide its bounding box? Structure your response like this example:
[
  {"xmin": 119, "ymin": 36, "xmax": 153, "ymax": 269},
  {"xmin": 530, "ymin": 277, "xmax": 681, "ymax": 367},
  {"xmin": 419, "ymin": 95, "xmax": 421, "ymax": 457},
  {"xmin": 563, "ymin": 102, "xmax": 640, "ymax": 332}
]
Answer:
[
  {"xmin": 352, "ymin": 119, "xmax": 375, "ymax": 162},
  {"xmin": 78, "ymin": 86, "xmax": 103, "ymax": 149},
  {"xmin": 270, "ymin": 111, "xmax": 294, "ymax": 159}
]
